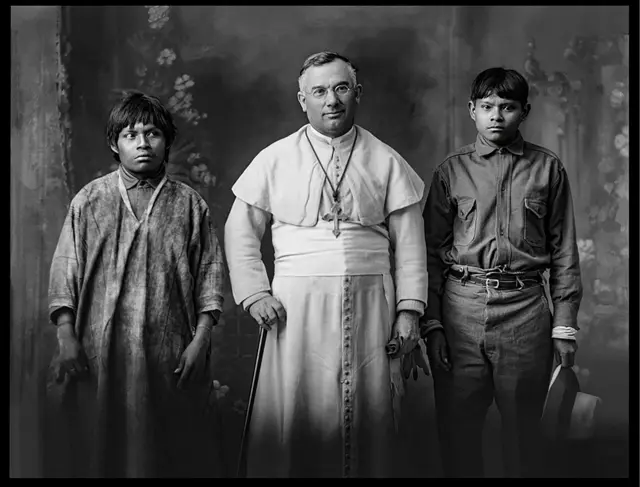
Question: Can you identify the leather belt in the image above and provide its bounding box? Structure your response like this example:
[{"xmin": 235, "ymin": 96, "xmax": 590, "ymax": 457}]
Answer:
[{"xmin": 448, "ymin": 267, "xmax": 542, "ymax": 290}]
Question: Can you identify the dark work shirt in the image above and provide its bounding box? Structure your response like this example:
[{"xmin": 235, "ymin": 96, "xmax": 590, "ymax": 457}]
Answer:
[{"xmin": 423, "ymin": 131, "xmax": 583, "ymax": 330}]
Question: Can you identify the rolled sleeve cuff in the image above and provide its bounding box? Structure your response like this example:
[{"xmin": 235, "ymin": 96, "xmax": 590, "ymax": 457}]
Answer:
[
  {"xmin": 242, "ymin": 291, "xmax": 272, "ymax": 312},
  {"xmin": 396, "ymin": 299, "xmax": 425, "ymax": 316},
  {"xmin": 196, "ymin": 295, "xmax": 224, "ymax": 316},
  {"xmin": 551, "ymin": 301, "xmax": 580, "ymax": 330},
  {"xmin": 48, "ymin": 295, "xmax": 76, "ymax": 325}
]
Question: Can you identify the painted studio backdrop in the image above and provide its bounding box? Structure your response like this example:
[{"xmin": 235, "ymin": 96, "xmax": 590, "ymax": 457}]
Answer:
[{"xmin": 11, "ymin": 5, "xmax": 629, "ymax": 478}]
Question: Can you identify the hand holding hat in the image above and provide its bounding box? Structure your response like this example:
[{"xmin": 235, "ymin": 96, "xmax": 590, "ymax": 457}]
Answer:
[
  {"xmin": 541, "ymin": 364, "xmax": 602, "ymax": 441},
  {"xmin": 554, "ymin": 337, "xmax": 578, "ymax": 368}
]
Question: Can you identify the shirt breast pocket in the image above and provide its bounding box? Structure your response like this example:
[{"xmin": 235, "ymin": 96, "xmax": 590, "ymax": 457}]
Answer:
[
  {"xmin": 523, "ymin": 198, "xmax": 547, "ymax": 248},
  {"xmin": 454, "ymin": 198, "xmax": 477, "ymax": 246}
]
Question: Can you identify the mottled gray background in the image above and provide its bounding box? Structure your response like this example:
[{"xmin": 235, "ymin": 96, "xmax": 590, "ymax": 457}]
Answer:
[{"xmin": 11, "ymin": 6, "xmax": 629, "ymax": 478}]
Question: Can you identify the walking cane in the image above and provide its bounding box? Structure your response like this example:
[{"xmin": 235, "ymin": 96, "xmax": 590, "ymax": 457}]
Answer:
[{"xmin": 236, "ymin": 326, "xmax": 268, "ymax": 478}]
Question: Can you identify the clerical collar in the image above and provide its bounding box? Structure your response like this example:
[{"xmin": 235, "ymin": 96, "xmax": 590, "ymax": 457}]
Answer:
[
  {"xmin": 307, "ymin": 124, "xmax": 357, "ymax": 147},
  {"xmin": 119, "ymin": 163, "xmax": 166, "ymax": 189},
  {"xmin": 475, "ymin": 131, "xmax": 524, "ymax": 157}
]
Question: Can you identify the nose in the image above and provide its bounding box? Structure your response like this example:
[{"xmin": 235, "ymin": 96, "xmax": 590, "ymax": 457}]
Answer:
[
  {"xmin": 324, "ymin": 90, "xmax": 340, "ymax": 107},
  {"xmin": 136, "ymin": 134, "xmax": 151, "ymax": 149},
  {"xmin": 490, "ymin": 108, "xmax": 504, "ymax": 122}
]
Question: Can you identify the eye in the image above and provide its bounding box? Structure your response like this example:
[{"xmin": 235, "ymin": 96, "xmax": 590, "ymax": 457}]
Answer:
[
  {"xmin": 312, "ymin": 88, "xmax": 327, "ymax": 98},
  {"xmin": 481, "ymin": 105, "xmax": 491, "ymax": 111},
  {"xmin": 124, "ymin": 133, "xmax": 136, "ymax": 139},
  {"xmin": 335, "ymin": 85, "xmax": 349, "ymax": 95},
  {"xmin": 503, "ymin": 105, "xmax": 514, "ymax": 111}
]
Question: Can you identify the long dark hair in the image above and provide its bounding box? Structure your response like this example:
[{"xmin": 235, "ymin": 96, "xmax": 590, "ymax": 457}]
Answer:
[{"xmin": 105, "ymin": 90, "xmax": 178, "ymax": 162}]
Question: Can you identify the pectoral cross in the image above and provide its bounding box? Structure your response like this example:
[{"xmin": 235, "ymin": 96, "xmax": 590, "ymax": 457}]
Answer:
[
  {"xmin": 305, "ymin": 127, "xmax": 358, "ymax": 239},
  {"xmin": 323, "ymin": 200, "xmax": 348, "ymax": 238}
]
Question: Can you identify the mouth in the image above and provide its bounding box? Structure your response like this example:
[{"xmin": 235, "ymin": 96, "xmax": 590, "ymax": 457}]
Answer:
[
  {"xmin": 136, "ymin": 154, "xmax": 154, "ymax": 161},
  {"xmin": 488, "ymin": 127, "xmax": 504, "ymax": 131},
  {"xmin": 324, "ymin": 111, "xmax": 345, "ymax": 119}
]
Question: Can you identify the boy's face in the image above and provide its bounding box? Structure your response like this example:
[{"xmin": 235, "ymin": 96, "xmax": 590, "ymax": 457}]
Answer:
[
  {"xmin": 111, "ymin": 121, "xmax": 167, "ymax": 177},
  {"xmin": 468, "ymin": 93, "xmax": 530, "ymax": 146}
]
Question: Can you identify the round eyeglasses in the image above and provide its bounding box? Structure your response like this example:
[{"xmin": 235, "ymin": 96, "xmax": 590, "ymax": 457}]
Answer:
[{"xmin": 308, "ymin": 85, "xmax": 353, "ymax": 99}]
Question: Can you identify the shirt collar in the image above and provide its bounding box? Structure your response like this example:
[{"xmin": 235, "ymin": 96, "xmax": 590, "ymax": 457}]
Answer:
[
  {"xmin": 119, "ymin": 163, "xmax": 166, "ymax": 189},
  {"xmin": 475, "ymin": 131, "xmax": 524, "ymax": 157},
  {"xmin": 307, "ymin": 123, "xmax": 357, "ymax": 148}
]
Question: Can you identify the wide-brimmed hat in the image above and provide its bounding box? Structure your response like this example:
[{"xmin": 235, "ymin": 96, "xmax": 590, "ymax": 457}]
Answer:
[{"xmin": 540, "ymin": 365, "xmax": 602, "ymax": 440}]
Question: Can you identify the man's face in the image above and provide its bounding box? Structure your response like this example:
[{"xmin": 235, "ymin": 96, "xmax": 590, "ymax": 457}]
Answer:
[
  {"xmin": 111, "ymin": 122, "xmax": 167, "ymax": 176},
  {"xmin": 297, "ymin": 59, "xmax": 362, "ymax": 138},
  {"xmin": 468, "ymin": 93, "xmax": 530, "ymax": 145}
]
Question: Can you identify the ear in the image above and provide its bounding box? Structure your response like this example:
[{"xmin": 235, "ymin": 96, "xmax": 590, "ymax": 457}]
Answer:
[
  {"xmin": 297, "ymin": 91, "xmax": 307, "ymax": 113},
  {"xmin": 468, "ymin": 100, "xmax": 476, "ymax": 121},
  {"xmin": 109, "ymin": 142, "xmax": 119, "ymax": 155},
  {"xmin": 354, "ymin": 84, "xmax": 363, "ymax": 104},
  {"xmin": 521, "ymin": 103, "xmax": 531, "ymax": 122}
]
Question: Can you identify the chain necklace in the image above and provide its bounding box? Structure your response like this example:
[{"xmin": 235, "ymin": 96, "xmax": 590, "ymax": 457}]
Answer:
[{"xmin": 305, "ymin": 127, "xmax": 358, "ymax": 237}]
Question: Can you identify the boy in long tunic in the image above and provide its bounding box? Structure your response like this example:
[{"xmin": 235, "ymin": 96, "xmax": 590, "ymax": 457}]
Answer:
[
  {"xmin": 423, "ymin": 68, "xmax": 582, "ymax": 477},
  {"xmin": 225, "ymin": 51, "xmax": 429, "ymax": 478},
  {"xmin": 47, "ymin": 91, "xmax": 226, "ymax": 478}
]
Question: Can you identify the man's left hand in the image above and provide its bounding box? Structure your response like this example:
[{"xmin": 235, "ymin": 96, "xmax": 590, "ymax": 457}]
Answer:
[
  {"xmin": 389, "ymin": 310, "xmax": 420, "ymax": 359},
  {"xmin": 175, "ymin": 334, "xmax": 210, "ymax": 390},
  {"xmin": 553, "ymin": 338, "xmax": 578, "ymax": 368}
]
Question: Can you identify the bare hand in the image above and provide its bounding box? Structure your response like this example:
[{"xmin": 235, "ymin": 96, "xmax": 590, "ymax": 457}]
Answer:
[
  {"xmin": 389, "ymin": 310, "xmax": 420, "ymax": 359},
  {"xmin": 174, "ymin": 335, "xmax": 210, "ymax": 390},
  {"xmin": 249, "ymin": 296, "xmax": 287, "ymax": 331},
  {"xmin": 554, "ymin": 338, "xmax": 578, "ymax": 368},
  {"xmin": 425, "ymin": 329, "xmax": 451, "ymax": 372},
  {"xmin": 56, "ymin": 334, "xmax": 89, "ymax": 383}
]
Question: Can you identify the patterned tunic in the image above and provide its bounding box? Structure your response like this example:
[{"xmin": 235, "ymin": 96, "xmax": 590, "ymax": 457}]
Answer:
[{"xmin": 47, "ymin": 170, "xmax": 226, "ymax": 478}]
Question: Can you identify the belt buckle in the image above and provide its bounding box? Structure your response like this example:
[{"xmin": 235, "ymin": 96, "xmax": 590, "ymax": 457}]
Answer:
[{"xmin": 485, "ymin": 278, "xmax": 500, "ymax": 289}]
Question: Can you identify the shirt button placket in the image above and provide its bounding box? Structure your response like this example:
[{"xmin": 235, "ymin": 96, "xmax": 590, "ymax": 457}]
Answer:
[
  {"xmin": 497, "ymin": 149, "xmax": 506, "ymax": 239},
  {"xmin": 342, "ymin": 275, "xmax": 353, "ymax": 477}
]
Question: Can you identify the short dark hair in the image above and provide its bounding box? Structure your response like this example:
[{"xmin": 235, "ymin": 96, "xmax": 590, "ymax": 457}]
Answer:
[
  {"xmin": 298, "ymin": 51, "xmax": 358, "ymax": 89},
  {"xmin": 105, "ymin": 90, "xmax": 178, "ymax": 162},
  {"xmin": 470, "ymin": 67, "xmax": 529, "ymax": 107}
]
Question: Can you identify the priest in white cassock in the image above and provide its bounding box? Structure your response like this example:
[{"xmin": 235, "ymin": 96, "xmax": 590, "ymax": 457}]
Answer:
[{"xmin": 225, "ymin": 51, "xmax": 429, "ymax": 478}]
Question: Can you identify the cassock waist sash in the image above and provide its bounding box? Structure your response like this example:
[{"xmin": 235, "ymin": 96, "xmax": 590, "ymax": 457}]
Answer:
[{"xmin": 272, "ymin": 219, "xmax": 391, "ymax": 277}]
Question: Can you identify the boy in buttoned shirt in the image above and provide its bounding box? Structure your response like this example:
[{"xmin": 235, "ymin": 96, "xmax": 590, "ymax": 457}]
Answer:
[{"xmin": 421, "ymin": 67, "xmax": 583, "ymax": 478}]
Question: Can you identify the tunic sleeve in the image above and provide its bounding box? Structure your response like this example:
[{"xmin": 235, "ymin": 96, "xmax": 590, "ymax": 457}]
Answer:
[
  {"xmin": 48, "ymin": 198, "xmax": 84, "ymax": 325},
  {"xmin": 190, "ymin": 204, "xmax": 226, "ymax": 315},
  {"xmin": 388, "ymin": 202, "xmax": 428, "ymax": 315},
  {"xmin": 224, "ymin": 198, "xmax": 272, "ymax": 306}
]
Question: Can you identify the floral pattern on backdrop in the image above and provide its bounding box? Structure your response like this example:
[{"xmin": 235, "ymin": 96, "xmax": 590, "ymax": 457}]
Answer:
[
  {"xmin": 83, "ymin": 8, "xmax": 629, "ymax": 464},
  {"xmin": 94, "ymin": 6, "xmax": 250, "ymax": 424},
  {"xmin": 524, "ymin": 35, "xmax": 629, "ymax": 364},
  {"xmin": 95, "ymin": 6, "xmax": 216, "ymax": 196}
]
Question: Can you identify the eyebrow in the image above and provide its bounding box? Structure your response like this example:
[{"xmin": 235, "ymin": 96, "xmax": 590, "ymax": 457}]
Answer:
[
  {"xmin": 121, "ymin": 125, "xmax": 160, "ymax": 134},
  {"xmin": 310, "ymin": 81, "xmax": 350, "ymax": 90},
  {"xmin": 479, "ymin": 101, "xmax": 517, "ymax": 106}
]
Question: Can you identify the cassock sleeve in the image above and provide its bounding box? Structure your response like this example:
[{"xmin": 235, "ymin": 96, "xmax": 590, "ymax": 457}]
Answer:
[
  {"xmin": 190, "ymin": 204, "xmax": 226, "ymax": 315},
  {"xmin": 48, "ymin": 196, "xmax": 85, "ymax": 325},
  {"xmin": 388, "ymin": 202, "xmax": 428, "ymax": 316},
  {"xmin": 224, "ymin": 198, "xmax": 272, "ymax": 308}
]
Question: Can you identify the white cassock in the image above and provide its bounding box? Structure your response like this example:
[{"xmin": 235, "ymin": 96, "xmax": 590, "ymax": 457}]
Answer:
[{"xmin": 225, "ymin": 124, "xmax": 428, "ymax": 478}]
